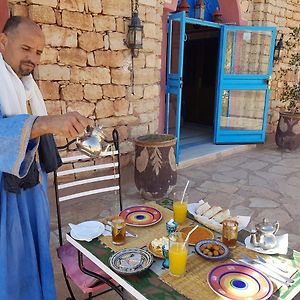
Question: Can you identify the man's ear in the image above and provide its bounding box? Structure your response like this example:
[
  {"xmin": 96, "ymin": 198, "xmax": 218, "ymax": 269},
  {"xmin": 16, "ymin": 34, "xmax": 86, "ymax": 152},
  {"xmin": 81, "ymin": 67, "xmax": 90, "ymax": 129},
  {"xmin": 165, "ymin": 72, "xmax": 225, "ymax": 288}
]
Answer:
[{"xmin": 0, "ymin": 33, "xmax": 8, "ymax": 53}]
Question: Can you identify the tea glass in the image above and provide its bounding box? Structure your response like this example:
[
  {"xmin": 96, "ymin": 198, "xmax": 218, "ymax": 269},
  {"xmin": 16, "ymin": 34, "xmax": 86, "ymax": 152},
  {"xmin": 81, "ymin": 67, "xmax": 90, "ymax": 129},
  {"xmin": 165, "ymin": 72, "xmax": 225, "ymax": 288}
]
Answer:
[
  {"xmin": 169, "ymin": 232, "xmax": 188, "ymax": 276},
  {"xmin": 173, "ymin": 192, "xmax": 188, "ymax": 225},
  {"xmin": 222, "ymin": 219, "xmax": 238, "ymax": 248},
  {"xmin": 111, "ymin": 216, "xmax": 126, "ymax": 245}
]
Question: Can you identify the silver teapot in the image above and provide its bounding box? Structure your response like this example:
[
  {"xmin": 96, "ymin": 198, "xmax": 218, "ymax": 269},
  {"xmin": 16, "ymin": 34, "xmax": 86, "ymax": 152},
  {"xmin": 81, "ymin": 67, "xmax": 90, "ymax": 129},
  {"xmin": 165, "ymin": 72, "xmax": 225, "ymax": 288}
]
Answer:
[
  {"xmin": 250, "ymin": 218, "xmax": 279, "ymax": 250},
  {"xmin": 76, "ymin": 125, "xmax": 111, "ymax": 157}
]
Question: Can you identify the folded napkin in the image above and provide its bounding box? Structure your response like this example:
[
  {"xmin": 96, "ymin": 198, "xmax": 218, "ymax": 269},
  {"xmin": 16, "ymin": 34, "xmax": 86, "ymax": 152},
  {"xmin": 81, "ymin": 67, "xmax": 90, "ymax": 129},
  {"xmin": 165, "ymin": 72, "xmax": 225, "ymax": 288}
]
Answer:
[
  {"xmin": 245, "ymin": 234, "xmax": 288, "ymax": 255},
  {"xmin": 69, "ymin": 221, "xmax": 105, "ymax": 242}
]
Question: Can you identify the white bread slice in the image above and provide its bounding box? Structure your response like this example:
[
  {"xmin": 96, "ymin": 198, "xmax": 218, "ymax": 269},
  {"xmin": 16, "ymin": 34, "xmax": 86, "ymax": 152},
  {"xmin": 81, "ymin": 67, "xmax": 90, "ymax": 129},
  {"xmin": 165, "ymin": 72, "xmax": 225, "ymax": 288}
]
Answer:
[
  {"xmin": 212, "ymin": 209, "xmax": 230, "ymax": 223},
  {"xmin": 194, "ymin": 215, "xmax": 222, "ymax": 233},
  {"xmin": 202, "ymin": 206, "xmax": 223, "ymax": 219},
  {"xmin": 196, "ymin": 202, "xmax": 211, "ymax": 215}
]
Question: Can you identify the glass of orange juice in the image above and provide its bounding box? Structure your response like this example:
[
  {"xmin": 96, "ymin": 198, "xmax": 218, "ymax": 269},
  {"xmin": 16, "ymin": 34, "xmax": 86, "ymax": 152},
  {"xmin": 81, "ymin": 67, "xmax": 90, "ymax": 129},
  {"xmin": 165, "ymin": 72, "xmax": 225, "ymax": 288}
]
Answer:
[
  {"xmin": 169, "ymin": 232, "xmax": 188, "ymax": 276},
  {"xmin": 173, "ymin": 192, "xmax": 188, "ymax": 224}
]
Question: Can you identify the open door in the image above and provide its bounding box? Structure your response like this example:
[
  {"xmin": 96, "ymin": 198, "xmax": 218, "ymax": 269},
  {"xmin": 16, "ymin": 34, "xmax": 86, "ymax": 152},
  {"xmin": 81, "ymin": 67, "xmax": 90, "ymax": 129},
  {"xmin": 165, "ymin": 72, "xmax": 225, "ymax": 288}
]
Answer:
[
  {"xmin": 214, "ymin": 25, "xmax": 276, "ymax": 143},
  {"xmin": 165, "ymin": 12, "xmax": 186, "ymax": 163}
]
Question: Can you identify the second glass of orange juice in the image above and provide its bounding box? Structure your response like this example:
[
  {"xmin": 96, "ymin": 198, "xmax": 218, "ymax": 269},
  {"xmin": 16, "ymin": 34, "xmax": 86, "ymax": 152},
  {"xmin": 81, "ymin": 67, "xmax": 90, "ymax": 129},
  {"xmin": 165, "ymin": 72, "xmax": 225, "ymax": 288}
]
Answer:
[
  {"xmin": 169, "ymin": 232, "xmax": 188, "ymax": 276},
  {"xmin": 173, "ymin": 192, "xmax": 188, "ymax": 224}
]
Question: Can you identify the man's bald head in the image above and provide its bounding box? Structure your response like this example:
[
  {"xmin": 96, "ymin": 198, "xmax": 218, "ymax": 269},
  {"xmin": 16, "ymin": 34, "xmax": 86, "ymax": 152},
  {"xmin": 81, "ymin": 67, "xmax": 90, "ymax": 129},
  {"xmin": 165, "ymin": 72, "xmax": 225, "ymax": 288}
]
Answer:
[{"xmin": 0, "ymin": 16, "xmax": 45, "ymax": 77}]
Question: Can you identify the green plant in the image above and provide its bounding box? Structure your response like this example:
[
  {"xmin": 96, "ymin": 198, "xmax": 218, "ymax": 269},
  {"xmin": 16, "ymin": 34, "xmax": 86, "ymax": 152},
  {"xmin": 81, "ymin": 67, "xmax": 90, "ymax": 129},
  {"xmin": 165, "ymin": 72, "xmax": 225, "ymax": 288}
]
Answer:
[{"xmin": 279, "ymin": 26, "xmax": 300, "ymax": 113}]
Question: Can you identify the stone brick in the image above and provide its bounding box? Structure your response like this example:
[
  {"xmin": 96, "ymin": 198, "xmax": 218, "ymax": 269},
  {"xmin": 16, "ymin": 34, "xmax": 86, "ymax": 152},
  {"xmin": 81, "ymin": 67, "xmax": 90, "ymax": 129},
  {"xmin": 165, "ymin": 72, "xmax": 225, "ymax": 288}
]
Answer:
[
  {"xmin": 79, "ymin": 32, "xmax": 104, "ymax": 52},
  {"xmin": 84, "ymin": 84, "xmax": 103, "ymax": 101},
  {"xmin": 144, "ymin": 84, "xmax": 159, "ymax": 98},
  {"xmin": 40, "ymin": 47, "xmax": 58, "ymax": 64},
  {"xmin": 126, "ymin": 86, "xmax": 144, "ymax": 100},
  {"xmin": 128, "ymin": 124, "xmax": 148, "ymax": 138},
  {"xmin": 143, "ymin": 38, "xmax": 157, "ymax": 52},
  {"xmin": 26, "ymin": 0, "xmax": 57, "ymax": 8},
  {"xmin": 120, "ymin": 141, "xmax": 134, "ymax": 154},
  {"xmin": 133, "ymin": 53, "xmax": 145, "ymax": 68},
  {"xmin": 139, "ymin": 0, "xmax": 156, "ymax": 6},
  {"xmin": 96, "ymin": 100, "xmax": 114, "ymax": 118},
  {"xmin": 102, "ymin": 85, "xmax": 126, "ymax": 98},
  {"xmin": 99, "ymin": 115, "xmax": 138, "ymax": 127},
  {"xmin": 145, "ymin": 7, "xmax": 156, "ymax": 23},
  {"xmin": 34, "ymin": 65, "xmax": 70, "ymax": 80},
  {"xmin": 62, "ymin": 10, "xmax": 93, "ymax": 31},
  {"xmin": 11, "ymin": 4, "xmax": 29, "ymax": 17},
  {"xmin": 38, "ymin": 81, "xmax": 60, "ymax": 100},
  {"xmin": 45, "ymin": 100, "xmax": 62, "ymax": 115},
  {"xmin": 55, "ymin": 9, "xmax": 62, "ymax": 26},
  {"xmin": 42, "ymin": 25, "xmax": 77, "ymax": 47},
  {"xmin": 102, "ymin": 0, "xmax": 131, "ymax": 17},
  {"xmin": 108, "ymin": 32, "xmax": 127, "ymax": 50},
  {"xmin": 145, "ymin": 53, "xmax": 156, "ymax": 68},
  {"xmin": 116, "ymin": 125, "xmax": 128, "ymax": 141},
  {"xmin": 148, "ymin": 119, "xmax": 159, "ymax": 133},
  {"xmin": 143, "ymin": 23, "xmax": 156, "ymax": 39},
  {"xmin": 87, "ymin": 0, "xmax": 101, "ymax": 13},
  {"xmin": 114, "ymin": 98, "xmax": 129, "ymax": 116},
  {"xmin": 104, "ymin": 35, "xmax": 109, "ymax": 49},
  {"xmin": 61, "ymin": 83, "xmax": 83, "ymax": 101},
  {"xmin": 87, "ymin": 53, "xmax": 96, "ymax": 66},
  {"xmin": 94, "ymin": 15, "xmax": 116, "ymax": 32},
  {"xmin": 139, "ymin": 112, "xmax": 155, "ymax": 123},
  {"xmin": 111, "ymin": 69, "xmax": 131, "ymax": 85},
  {"xmin": 59, "ymin": 48, "xmax": 87, "ymax": 66},
  {"xmin": 134, "ymin": 68, "xmax": 158, "ymax": 85},
  {"xmin": 94, "ymin": 50, "xmax": 127, "ymax": 67},
  {"xmin": 67, "ymin": 101, "xmax": 95, "ymax": 117},
  {"xmin": 29, "ymin": 5, "xmax": 56, "ymax": 24},
  {"xmin": 59, "ymin": 0, "xmax": 85, "ymax": 12},
  {"xmin": 116, "ymin": 17, "xmax": 125, "ymax": 33},
  {"xmin": 71, "ymin": 67, "xmax": 110, "ymax": 84},
  {"xmin": 132, "ymin": 100, "xmax": 155, "ymax": 114}
]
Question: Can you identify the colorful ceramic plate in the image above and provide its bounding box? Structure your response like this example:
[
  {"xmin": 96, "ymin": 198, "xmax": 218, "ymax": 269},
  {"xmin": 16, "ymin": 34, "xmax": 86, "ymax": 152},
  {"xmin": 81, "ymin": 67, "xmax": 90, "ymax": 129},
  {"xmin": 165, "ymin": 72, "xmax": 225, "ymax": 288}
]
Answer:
[
  {"xmin": 180, "ymin": 226, "xmax": 214, "ymax": 245},
  {"xmin": 109, "ymin": 248, "xmax": 153, "ymax": 275},
  {"xmin": 208, "ymin": 263, "xmax": 273, "ymax": 300},
  {"xmin": 119, "ymin": 205, "xmax": 162, "ymax": 227},
  {"xmin": 195, "ymin": 239, "xmax": 229, "ymax": 261}
]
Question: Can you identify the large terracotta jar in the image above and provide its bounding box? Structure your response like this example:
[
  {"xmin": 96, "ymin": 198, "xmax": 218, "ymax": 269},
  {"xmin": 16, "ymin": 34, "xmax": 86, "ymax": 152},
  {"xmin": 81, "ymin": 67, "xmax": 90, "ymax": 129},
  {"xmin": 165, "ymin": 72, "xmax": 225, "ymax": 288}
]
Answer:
[
  {"xmin": 275, "ymin": 112, "xmax": 300, "ymax": 150},
  {"xmin": 134, "ymin": 134, "xmax": 177, "ymax": 200}
]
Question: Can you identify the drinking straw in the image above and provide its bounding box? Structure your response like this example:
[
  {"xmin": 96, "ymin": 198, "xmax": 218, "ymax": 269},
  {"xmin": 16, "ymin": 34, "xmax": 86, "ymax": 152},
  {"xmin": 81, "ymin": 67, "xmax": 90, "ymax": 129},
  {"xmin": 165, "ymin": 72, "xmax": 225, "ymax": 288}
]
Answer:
[
  {"xmin": 181, "ymin": 180, "xmax": 190, "ymax": 204},
  {"xmin": 183, "ymin": 225, "xmax": 198, "ymax": 248}
]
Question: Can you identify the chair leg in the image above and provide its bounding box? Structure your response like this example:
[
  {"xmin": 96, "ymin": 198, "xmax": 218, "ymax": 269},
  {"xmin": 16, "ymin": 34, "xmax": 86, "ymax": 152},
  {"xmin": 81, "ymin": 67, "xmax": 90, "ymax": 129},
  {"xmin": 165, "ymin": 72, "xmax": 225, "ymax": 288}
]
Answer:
[
  {"xmin": 62, "ymin": 265, "xmax": 77, "ymax": 300},
  {"xmin": 88, "ymin": 292, "xmax": 92, "ymax": 300}
]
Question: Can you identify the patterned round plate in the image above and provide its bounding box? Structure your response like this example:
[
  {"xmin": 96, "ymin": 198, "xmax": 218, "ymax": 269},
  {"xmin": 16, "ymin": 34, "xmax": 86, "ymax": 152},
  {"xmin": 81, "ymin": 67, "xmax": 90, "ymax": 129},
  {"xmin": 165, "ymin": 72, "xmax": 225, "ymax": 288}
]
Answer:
[
  {"xmin": 208, "ymin": 263, "xmax": 273, "ymax": 300},
  {"xmin": 195, "ymin": 239, "xmax": 229, "ymax": 261},
  {"xmin": 109, "ymin": 248, "xmax": 153, "ymax": 275},
  {"xmin": 119, "ymin": 205, "xmax": 162, "ymax": 227}
]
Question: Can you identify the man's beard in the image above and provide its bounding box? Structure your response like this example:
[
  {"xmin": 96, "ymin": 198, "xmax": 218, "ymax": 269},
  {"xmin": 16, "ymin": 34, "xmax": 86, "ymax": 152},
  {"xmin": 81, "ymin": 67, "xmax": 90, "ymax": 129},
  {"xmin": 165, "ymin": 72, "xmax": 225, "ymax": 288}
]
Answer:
[{"xmin": 19, "ymin": 61, "xmax": 35, "ymax": 76}]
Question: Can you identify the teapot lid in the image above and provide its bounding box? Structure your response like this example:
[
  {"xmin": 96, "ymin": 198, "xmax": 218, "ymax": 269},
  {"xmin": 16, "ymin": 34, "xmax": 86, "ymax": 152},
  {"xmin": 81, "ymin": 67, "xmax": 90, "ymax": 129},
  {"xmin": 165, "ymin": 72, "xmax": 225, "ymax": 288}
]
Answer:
[{"xmin": 256, "ymin": 218, "xmax": 277, "ymax": 233}]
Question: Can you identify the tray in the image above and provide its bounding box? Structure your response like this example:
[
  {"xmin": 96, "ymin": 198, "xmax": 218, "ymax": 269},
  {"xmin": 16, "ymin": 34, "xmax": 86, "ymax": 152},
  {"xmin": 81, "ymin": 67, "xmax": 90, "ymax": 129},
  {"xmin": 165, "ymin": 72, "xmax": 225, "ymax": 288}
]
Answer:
[{"xmin": 180, "ymin": 225, "xmax": 214, "ymax": 245}]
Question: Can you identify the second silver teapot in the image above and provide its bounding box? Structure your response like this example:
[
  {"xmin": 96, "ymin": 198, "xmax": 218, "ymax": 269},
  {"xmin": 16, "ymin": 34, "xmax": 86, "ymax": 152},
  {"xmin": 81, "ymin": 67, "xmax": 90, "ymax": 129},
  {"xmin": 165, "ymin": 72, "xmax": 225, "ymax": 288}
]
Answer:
[{"xmin": 250, "ymin": 218, "xmax": 279, "ymax": 250}]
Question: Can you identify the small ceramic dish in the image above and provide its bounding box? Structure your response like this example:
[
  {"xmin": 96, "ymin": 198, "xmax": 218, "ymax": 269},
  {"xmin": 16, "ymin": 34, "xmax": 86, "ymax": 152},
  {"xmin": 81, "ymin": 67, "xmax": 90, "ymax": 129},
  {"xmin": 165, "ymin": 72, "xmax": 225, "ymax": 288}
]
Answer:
[
  {"xmin": 109, "ymin": 248, "xmax": 153, "ymax": 275},
  {"xmin": 195, "ymin": 239, "xmax": 229, "ymax": 261}
]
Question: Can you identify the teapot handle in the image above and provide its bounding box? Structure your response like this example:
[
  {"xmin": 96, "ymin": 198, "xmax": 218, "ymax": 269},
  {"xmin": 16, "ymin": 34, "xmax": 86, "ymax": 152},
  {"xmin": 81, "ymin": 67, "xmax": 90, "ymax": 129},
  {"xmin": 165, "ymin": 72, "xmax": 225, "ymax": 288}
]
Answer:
[{"xmin": 274, "ymin": 221, "xmax": 280, "ymax": 234}]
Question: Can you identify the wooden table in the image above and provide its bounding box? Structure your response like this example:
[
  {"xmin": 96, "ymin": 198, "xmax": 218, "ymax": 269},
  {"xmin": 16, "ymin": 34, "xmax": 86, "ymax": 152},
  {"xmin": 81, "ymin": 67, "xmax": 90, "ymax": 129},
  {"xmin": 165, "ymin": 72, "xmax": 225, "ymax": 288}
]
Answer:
[{"xmin": 66, "ymin": 199, "xmax": 300, "ymax": 300}]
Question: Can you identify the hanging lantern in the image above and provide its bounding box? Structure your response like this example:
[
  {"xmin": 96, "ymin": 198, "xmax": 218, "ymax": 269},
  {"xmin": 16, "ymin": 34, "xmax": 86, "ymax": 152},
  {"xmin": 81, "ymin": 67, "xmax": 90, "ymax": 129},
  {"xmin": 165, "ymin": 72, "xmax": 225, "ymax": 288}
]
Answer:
[
  {"xmin": 126, "ymin": 0, "xmax": 143, "ymax": 57},
  {"xmin": 195, "ymin": 0, "xmax": 205, "ymax": 20},
  {"xmin": 273, "ymin": 33, "xmax": 284, "ymax": 63},
  {"xmin": 177, "ymin": 0, "xmax": 190, "ymax": 13}
]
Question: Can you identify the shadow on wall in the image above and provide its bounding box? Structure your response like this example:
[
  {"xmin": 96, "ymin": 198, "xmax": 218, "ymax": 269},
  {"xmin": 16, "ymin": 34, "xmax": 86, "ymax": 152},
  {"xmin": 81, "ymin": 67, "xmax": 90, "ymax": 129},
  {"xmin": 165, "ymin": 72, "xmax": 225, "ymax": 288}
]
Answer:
[{"xmin": 0, "ymin": 0, "xmax": 9, "ymax": 32}]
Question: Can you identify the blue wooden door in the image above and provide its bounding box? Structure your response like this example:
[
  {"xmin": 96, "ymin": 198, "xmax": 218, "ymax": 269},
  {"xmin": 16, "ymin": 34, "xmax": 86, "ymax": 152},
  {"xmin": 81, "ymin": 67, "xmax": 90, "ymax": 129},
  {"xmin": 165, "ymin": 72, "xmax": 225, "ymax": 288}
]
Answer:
[
  {"xmin": 165, "ymin": 12, "xmax": 186, "ymax": 163},
  {"xmin": 214, "ymin": 25, "xmax": 276, "ymax": 143}
]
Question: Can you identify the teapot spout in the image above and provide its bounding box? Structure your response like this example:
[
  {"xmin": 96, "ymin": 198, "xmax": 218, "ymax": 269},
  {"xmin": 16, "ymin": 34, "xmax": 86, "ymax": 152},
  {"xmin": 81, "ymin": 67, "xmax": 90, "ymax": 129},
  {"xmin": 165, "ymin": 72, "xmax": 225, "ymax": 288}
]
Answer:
[{"xmin": 274, "ymin": 220, "xmax": 280, "ymax": 235}]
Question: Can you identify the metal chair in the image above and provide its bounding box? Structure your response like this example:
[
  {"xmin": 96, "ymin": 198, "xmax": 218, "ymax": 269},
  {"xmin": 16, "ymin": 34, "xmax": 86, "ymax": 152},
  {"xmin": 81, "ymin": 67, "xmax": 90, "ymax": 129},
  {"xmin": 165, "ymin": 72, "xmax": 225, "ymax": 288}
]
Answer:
[{"xmin": 54, "ymin": 129, "xmax": 125, "ymax": 300}]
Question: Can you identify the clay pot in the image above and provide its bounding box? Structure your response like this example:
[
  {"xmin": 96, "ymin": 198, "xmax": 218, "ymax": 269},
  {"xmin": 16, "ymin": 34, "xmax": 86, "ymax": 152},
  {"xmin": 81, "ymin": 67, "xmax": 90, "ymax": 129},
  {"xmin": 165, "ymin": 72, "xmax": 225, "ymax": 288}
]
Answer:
[
  {"xmin": 134, "ymin": 134, "xmax": 177, "ymax": 200},
  {"xmin": 275, "ymin": 112, "xmax": 300, "ymax": 150}
]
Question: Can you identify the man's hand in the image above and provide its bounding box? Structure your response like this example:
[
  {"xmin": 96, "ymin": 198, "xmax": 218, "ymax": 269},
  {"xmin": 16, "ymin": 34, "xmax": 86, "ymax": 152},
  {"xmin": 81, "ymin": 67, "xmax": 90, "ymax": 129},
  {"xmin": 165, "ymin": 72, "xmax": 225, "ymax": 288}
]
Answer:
[{"xmin": 31, "ymin": 112, "xmax": 91, "ymax": 139}]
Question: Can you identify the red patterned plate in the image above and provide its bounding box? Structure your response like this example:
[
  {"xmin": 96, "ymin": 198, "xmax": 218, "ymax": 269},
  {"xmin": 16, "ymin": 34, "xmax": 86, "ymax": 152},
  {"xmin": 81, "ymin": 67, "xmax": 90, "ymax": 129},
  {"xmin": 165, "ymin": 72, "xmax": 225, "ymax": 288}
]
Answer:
[
  {"xmin": 208, "ymin": 263, "xmax": 273, "ymax": 300},
  {"xmin": 119, "ymin": 205, "xmax": 162, "ymax": 227}
]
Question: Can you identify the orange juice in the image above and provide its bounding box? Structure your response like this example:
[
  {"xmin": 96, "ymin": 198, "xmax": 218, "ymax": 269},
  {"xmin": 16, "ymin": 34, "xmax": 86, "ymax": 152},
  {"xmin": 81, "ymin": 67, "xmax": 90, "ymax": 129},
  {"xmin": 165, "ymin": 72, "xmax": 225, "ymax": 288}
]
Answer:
[
  {"xmin": 169, "ymin": 244, "xmax": 188, "ymax": 276},
  {"xmin": 173, "ymin": 201, "xmax": 187, "ymax": 224}
]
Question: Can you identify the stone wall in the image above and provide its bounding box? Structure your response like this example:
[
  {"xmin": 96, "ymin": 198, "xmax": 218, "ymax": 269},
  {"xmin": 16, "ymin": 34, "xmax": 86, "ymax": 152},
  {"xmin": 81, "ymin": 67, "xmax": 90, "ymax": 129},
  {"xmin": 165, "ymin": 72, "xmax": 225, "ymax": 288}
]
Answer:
[
  {"xmin": 8, "ymin": 0, "xmax": 167, "ymax": 163},
  {"xmin": 239, "ymin": 0, "xmax": 300, "ymax": 133}
]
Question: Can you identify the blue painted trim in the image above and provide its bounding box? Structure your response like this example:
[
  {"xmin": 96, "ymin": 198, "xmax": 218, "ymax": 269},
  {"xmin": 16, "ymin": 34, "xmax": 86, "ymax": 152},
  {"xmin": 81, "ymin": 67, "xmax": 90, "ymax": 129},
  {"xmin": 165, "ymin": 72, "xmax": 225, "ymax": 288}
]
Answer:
[{"xmin": 185, "ymin": 17, "xmax": 222, "ymax": 28}]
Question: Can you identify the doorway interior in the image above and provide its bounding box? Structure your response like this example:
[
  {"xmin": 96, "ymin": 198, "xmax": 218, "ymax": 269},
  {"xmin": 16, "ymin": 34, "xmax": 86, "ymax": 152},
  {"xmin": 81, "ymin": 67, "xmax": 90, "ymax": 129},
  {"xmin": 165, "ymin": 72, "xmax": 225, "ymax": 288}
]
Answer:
[{"xmin": 169, "ymin": 23, "xmax": 240, "ymax": 163}]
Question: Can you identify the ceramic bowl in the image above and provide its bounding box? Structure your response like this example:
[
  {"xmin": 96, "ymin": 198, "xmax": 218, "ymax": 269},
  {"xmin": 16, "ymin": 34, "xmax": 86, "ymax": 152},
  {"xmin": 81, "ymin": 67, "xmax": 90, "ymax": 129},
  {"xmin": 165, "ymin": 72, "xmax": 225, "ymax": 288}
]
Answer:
[{"xmin": 195, "ymin": 239, "xmax": 229, "ymax": 261}]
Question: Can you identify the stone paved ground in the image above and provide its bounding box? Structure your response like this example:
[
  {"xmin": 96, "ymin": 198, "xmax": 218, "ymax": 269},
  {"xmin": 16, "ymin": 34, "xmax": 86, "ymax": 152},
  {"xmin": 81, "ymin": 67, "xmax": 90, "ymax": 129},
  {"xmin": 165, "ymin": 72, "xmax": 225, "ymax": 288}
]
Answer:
[{"xmin": 49, "ymin": 138, "xmax": 300, "ymax": 299}]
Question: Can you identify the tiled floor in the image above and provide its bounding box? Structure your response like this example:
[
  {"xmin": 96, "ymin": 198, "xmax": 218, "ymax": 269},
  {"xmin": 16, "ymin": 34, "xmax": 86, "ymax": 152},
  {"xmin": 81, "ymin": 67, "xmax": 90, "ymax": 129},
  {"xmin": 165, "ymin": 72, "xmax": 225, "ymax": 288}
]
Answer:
[{"xmin": 49, "ymin": 137, "xmax": 300, "ymax": 299}]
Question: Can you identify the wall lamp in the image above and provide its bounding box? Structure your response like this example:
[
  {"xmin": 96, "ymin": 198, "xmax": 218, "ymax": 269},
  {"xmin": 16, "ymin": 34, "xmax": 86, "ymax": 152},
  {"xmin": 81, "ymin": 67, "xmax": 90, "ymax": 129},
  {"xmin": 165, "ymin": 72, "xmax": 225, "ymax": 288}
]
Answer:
[
  {"xmin": 273, "ymin": 33, "xmax": 284, "ymax": 63},
  {"xmin": 125, "ymin": 0, "xmax": 143, "ymax": 58}
]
